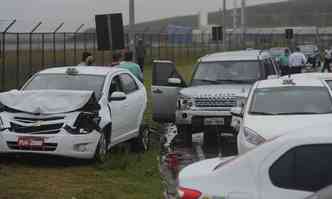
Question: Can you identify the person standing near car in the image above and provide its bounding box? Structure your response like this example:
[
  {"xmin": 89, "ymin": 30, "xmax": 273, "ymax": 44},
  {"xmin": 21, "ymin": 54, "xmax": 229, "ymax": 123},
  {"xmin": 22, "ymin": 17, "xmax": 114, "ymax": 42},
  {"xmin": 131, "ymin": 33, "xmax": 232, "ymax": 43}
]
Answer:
[
  {"xmin": 322, "ymin": 48, "xmax": 332, "ymax": 73},
  {"xmin": 78, "ymin": 52, "xmax": 95, "ymax": 66},
  {"xmin": 289, "ymin": 47, "xmax": 307, "ymax": 74},
  {"xmin": 136, "ymin": 39, "xmax": 146, "ymax": 72},
  {"xmin": 119, "ymin": 51, "xmax": 143, "ymax": 82},
  {"xmin": 279, "ymin": 49, "xmax": 290, "ymax": 76}
]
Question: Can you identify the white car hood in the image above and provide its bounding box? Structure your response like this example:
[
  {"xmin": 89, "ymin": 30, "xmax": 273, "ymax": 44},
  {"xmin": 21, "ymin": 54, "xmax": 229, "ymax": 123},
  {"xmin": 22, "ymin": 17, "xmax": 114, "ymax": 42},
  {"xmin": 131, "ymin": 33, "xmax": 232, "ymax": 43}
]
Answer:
[
  {"xmin": 245, "ymin": 114, "xmax": 332, "ymax": 140},
  {"xmin": 0, "ymin": 90, "xmax": 95, "ymax": 114},
  {"xmin": 180, "ymin": 84, "xmax": 251, "ymax": 98},
  {"xmin": 179, "ymin": 157, "xmax": 234, "ymax": 180}
]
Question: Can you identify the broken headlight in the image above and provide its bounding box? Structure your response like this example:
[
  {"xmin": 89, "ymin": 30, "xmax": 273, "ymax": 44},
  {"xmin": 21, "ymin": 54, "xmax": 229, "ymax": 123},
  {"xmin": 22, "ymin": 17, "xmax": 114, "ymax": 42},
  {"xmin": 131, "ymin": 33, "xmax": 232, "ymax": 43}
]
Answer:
[
  {"xmin": 65, "ymin": 112, "xmax": 101, "ymax": 135},
  {"xmin": 177, "ymin": 95, "xmax": 193, "ymax": 110}
]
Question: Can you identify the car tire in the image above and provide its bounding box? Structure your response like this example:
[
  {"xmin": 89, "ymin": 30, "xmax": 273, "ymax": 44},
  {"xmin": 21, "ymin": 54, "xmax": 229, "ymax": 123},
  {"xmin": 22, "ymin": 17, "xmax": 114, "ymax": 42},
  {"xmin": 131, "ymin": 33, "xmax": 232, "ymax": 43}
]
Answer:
[
  {"xmin": 131, "ymin": 124, "xmax": 150, "ymax": 153},
  {"xmin": 94, "ymin": 128, "xmax": 111, "ymax": 163},
  {"xmin": 177, "ymin": 125, "xmax": 192, "ymax": 147}
]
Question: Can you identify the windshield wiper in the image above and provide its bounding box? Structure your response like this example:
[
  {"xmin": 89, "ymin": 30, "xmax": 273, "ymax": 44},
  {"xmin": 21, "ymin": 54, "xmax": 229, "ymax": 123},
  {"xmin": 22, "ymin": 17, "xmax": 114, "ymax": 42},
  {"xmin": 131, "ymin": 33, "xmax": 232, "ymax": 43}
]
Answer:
[
  {"xmin": 194, "ymin": 79, "xmax": 219, "ymax": 84},
  {"xmin": 273, "ymin": 112, "xmax": 328, "ymax": 115},
  {"xmin": 249, "ymin": 111, "xmax": 276, "ymax": 115},
  {"xmin": 216, "ymin": 79, "xmax": 254, "ymax": 83}
]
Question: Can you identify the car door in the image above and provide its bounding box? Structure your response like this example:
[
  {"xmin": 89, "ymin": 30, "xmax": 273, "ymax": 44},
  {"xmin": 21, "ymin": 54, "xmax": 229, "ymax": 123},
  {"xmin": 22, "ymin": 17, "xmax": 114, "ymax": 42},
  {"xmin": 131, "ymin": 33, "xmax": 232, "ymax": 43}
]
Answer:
[
  {"xmin": 259, "ymin": 143, "xmax": 332, "ymax": 199},
  {"xmin": 108, "ymin": 74, "xmax": 128, "ymax": 145},
  {"xmin": 118, "ymin": 72, "xmax": 142, "ymax": 137},
  {"xmin": 151, "ymin": 60, "xmax": 186, "ymax": 123}
]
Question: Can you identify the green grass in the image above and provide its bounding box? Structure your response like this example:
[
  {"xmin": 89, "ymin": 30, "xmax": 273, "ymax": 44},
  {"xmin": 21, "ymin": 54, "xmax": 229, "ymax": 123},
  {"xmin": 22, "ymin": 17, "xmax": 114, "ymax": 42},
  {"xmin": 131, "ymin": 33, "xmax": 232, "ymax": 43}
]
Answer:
[{"xmin": 0, "ymin": 58, "xmax": 196, "ymax": 199}]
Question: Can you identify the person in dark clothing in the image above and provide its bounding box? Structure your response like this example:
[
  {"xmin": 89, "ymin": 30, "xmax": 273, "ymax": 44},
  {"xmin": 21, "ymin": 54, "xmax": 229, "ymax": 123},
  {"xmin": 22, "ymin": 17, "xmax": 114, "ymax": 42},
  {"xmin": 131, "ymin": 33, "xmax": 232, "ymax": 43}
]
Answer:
[
  {"xmin": 78, "ymin": 52, "xmax": 94, "ymax": 66},
  {"xmin": 135, "ymin": 39, "xmax": 146, "ymax": 72},
  {"xmin": 111, "ymin": 51, "xmax": 122, "ymax": 67},
  {"xmin": 322, "ymin": 49, "xmax": 332, "ymax": 73}
]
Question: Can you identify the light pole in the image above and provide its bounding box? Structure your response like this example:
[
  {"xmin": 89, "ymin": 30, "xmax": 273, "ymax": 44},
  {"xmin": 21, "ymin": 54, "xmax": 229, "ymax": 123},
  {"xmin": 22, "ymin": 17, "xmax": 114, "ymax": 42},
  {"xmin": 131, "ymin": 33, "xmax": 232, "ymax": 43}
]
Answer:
[
  {"xmin": 129, "ymin": 0, "xmax": 136, "ymax": 58},
  {"xmin": 241, "ymin": 0, "xmax": 246, "ymax": 43}
]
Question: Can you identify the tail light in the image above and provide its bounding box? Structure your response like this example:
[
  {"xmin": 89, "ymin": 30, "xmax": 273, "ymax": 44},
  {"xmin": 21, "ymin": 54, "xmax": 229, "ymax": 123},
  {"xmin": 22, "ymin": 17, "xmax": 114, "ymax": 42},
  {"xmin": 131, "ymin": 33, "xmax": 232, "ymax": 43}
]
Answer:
[{"xmin": 178, "ymin": 187, "xmax": 202, "ymax": 199}]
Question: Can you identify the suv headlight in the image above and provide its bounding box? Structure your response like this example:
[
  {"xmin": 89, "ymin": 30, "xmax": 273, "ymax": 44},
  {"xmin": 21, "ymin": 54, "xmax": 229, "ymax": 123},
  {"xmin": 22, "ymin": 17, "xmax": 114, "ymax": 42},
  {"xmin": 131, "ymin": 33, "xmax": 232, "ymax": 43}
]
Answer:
[
  {"xmin": 243, "ymin": 127, "xmax": 265, "ymax": 146},
  {"xmin": 236, "ymin": 97, "xmax": 247, "ymax": 108},
  {"xmin": 177, "ymin": 95, "xmax": 194, "ymax": 110}
]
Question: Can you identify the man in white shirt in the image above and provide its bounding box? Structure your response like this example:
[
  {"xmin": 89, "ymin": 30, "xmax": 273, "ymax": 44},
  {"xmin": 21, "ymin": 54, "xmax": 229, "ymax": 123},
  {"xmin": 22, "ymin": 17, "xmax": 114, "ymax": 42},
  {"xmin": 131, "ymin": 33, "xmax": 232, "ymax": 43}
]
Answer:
[{"xmin": 289, "ymin": 47, "xmax": 307, "ymax": 74}]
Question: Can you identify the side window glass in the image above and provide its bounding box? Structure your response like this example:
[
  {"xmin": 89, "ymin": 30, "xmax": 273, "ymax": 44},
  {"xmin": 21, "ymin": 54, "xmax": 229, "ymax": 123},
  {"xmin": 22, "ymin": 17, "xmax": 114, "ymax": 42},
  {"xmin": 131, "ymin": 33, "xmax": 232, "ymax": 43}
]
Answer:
[
  {"xmin": 153, "ymin": 62, "xmax": 184, "ymax": 86},
  {"xmin": 270, "ymin": 144, "xmax": 332, "ymax": 192},
  {"xmin": 120, "ymin": 73, "xmax": 138, "ymax": 94},
  {"xmin": 108, "ymin": 76, "xmax": 122, "ymax": 100}
]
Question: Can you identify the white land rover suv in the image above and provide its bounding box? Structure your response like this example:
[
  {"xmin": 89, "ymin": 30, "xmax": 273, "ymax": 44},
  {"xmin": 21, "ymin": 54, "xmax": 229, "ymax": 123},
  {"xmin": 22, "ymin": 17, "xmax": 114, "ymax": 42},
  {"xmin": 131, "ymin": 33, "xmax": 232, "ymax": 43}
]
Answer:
[{"xmin": 151, "ymin": 50, "xmax": 279, "ymax": 146}]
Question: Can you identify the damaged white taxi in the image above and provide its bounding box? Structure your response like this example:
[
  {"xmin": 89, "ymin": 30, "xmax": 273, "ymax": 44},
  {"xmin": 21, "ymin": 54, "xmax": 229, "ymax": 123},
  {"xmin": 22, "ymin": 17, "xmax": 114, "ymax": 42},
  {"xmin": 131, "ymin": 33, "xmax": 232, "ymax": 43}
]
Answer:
[{"xmin": 0, "ymin": 66, "xmax": 147, "ymax": 161}]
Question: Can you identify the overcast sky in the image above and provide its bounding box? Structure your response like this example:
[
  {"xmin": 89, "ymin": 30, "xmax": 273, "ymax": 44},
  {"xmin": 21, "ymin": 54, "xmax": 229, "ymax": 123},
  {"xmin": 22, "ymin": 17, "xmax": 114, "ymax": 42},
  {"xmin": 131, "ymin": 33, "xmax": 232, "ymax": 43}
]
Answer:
[{"xmin": 0, "ymin": 0, "xmax": 286, "ymax": 32}]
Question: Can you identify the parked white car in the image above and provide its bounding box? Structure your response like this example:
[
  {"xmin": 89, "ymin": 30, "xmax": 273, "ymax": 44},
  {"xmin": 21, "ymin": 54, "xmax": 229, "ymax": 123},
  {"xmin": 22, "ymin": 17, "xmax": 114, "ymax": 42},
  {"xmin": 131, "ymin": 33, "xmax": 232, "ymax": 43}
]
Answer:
[
  {"xmin": 232, "ymin": 77, "xmax": 332, "ymax": 154},
  {"xmin": 178, "ymin": 122, "xmax": 332, "ymax": 199},
  {"xmin": 151, "ymin": 50, "xmax": 279, "ymax": 146},
  {"xmin": 0, "ymin": 66, "xmax": 148, "ymax": 161}
]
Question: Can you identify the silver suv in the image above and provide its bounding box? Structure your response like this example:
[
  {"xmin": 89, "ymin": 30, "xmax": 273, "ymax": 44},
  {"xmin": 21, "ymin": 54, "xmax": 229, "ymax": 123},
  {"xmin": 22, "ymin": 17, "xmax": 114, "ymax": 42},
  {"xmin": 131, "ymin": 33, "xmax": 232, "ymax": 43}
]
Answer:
[{"xmin": 151, "ymin": 50, "xmax": 279, "ymax": 146}]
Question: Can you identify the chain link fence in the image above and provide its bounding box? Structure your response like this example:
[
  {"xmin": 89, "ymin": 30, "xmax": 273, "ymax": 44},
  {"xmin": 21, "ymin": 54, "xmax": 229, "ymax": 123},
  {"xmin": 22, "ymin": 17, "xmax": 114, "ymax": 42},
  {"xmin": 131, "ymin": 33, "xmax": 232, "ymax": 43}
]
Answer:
[{"xmin": 0, "ymin": 30, "xmax": 332, "ymax": 91}]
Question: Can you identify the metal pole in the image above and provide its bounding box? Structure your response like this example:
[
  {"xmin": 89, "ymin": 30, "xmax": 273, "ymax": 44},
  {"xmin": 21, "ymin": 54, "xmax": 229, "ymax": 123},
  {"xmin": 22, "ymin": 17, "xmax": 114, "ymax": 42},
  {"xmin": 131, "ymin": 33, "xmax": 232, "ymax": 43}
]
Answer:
[
  {"xmin": 1, "ymin": 19, "xmax": 16, "ymax": 91},
  {"xmin": 241, "ymin": 0, "xmax": 246, "ymax": 47},
  {"xmin": 52, "ymin": 23, "xmax": 64, "ymax": 66},
  {"xmin": 129, "ymin": 0, "xmax": 136, "ymax": 58},
  {"xmin": 223, "ymin": 0, "xmax": 227, "ymax": 50},
  {"xmin": 29, "ymin": 22, "xmax": 42, "ymax": 75}
]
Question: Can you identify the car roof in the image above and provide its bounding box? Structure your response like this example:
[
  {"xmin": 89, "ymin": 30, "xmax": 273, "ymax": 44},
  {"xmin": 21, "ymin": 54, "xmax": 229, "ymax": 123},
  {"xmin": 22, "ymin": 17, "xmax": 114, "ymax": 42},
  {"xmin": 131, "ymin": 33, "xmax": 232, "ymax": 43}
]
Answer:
[
  {"xmin": 290, "ymin": 72, "xmax": 332, "ymax": 80},
  {"xmin": 199, "ymin": 50, "xmax": 271, "ymax": 62},
  {"xmin": 256, "ymin": 77, "xmax": 325, "ymax": 88},
  {"xmin": 39, "ymin": 66, "xmax": 125, "ymax": 76}
]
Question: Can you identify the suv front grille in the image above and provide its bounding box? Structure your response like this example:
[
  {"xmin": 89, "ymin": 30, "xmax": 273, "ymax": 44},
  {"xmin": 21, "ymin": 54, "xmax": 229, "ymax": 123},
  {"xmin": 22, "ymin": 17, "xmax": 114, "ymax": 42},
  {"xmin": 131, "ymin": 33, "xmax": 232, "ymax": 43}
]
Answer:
[
  {"xmin": 10, "ymin": 122, "xmax": 64, "ymax": 134},
  {"xmin": 195, "ymin": 97, "xmax": 237, "ymax": 108}
]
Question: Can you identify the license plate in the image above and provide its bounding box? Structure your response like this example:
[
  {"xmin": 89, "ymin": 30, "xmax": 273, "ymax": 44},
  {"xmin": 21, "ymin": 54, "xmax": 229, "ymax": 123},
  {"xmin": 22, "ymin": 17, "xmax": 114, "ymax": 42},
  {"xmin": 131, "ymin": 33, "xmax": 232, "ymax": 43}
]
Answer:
[
  {"xmin": 17, "ymin": 137, "xmax": 44, "ymax": 147},
  {"xmin": 204, "ymin": 117, "xmax": 225, "ymax": 125}
]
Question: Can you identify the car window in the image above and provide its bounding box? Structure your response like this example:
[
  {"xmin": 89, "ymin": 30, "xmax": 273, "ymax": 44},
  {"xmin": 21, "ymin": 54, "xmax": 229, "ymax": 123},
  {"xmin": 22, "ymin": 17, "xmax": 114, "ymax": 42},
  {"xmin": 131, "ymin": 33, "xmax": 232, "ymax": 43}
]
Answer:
[
  {"xmin": 191, "ymin": 61, "xmax": 262, "ymax": 86},
  {"xmin": 109, "ymin": 75, "xmax": 123, "ymax": 99},
  {"xmin": 270, "ymin": 144, "xmax": 332, "ymax": 192},
  {"xmin": 119, "ymin": 73, "xmax": 138, "ymax": 94},
  {"xmin": 24, "ymin": 74, "xmax": 106, "ymax": 99},
  {"xmin": 152, "ymin": 62, "xmax": 182, "ymax": 86},
  {"xmin": 249, "ymin": 87, "xmax": 332, "ymax": 115}
]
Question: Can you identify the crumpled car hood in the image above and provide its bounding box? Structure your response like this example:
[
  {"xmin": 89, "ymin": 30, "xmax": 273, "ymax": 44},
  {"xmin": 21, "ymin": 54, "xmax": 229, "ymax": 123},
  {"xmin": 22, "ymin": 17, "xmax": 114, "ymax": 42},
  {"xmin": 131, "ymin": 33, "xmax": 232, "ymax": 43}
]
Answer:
[{"xmin": 0, "ymin": 90, "xmax": 96, "ymax": 114}]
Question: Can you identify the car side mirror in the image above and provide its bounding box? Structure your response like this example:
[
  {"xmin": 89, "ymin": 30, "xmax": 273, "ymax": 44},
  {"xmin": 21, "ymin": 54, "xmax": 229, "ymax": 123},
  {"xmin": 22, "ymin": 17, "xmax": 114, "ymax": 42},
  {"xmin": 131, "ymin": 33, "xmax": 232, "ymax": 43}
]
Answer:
[
  {"xmin": 268, "ymin": 75, "xmax": 279, "ymax": 80},
  {"xmin": 231, "ymin": 107, "xmax": 243, "ymax": 118},
  {"xmin": 109, "ymin": 92, "xmax": 126, "ymax": 101},
  {"xmin": 168, "ymin": 78, "xmax": 182, "ymax": 86}
]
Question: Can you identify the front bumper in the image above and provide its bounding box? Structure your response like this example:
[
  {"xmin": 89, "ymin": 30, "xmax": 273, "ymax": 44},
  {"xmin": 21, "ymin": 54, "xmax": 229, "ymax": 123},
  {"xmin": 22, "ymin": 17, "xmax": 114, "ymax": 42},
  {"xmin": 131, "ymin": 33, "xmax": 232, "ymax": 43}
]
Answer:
[
  {"xmin": 176, "ymin": 109, "xmax": 233, "ymax": 132},
  {"xmin": 0, "ymin": 129, "xmax": 101, "ymax": 159}
]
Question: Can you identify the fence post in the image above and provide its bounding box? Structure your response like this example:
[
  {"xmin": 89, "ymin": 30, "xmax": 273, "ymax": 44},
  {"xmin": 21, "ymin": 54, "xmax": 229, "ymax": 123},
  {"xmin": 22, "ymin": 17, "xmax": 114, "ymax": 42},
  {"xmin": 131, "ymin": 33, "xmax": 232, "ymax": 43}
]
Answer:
[
  {"xmin": 41, "ymin": 33, "xmax": 45, "ymax": 68},
  {"xmin": 52, "ymin": 23, "xmax": 64, "ymax": 66},
  {"xmin": 29, "ymin": 22, "xmax": 42, "ymax": 75},
  {"xmin": 1, "ymin": 19, "xmax": 16, "ymax": 91},
  {"xmin": 63, "ymin": 32, "xmax": 66, "ymax": 65},
  {"xmin": 16, "ymin": 33, "xmax": 20, "ymax": 88}
]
